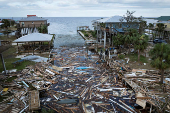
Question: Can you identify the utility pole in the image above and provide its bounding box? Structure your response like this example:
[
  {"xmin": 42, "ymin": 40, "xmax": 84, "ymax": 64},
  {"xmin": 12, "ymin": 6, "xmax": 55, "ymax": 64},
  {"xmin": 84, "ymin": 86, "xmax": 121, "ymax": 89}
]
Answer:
[{"xmin": 0, "ymin": 53, "xmax": 7, "ymax": 75}]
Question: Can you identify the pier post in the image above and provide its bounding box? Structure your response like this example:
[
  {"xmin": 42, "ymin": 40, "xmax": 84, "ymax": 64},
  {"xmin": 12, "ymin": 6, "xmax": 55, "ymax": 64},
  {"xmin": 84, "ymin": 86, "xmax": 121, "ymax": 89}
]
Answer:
[
  {"xmin": 0, "ymin": 53, "xmax": 7, "ymax": 75},
  {"xmin": 104, "ymin": 31, "xmax": 106, "ymax": 49}
]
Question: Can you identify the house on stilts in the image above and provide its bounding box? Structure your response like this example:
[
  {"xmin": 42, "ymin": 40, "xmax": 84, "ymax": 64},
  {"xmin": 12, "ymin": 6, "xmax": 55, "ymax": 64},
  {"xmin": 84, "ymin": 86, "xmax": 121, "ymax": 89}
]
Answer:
[{"xmin": 16, "ymin": 15, "xmax": 50, "ymax": 38}]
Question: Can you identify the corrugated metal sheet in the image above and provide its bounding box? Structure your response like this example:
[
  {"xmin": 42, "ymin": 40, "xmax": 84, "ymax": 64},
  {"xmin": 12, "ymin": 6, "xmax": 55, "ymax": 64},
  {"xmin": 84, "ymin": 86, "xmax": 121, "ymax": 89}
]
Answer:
[
  {"xmin": 97, "ymin": 16, "xmax": 125, "ymax": 23},
  {"xmin": 13, "ymin": 33, "xmax": 53, "ymax": 43}
]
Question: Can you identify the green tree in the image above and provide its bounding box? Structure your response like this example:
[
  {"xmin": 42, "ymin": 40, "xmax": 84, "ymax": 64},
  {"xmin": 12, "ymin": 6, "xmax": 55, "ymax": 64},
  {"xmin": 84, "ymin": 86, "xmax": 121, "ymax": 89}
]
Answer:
[
  {"xmin": 149, "ymin": 43, "xmax": 170, "ymax": 84},
  {"xmin": 156, "ymin": 23, "xmax": 165, "ymax": 39},
  {"xmin": 112, "ymin": 34, "xmax": 125, "ymax": 52},
  {"xmin": 148, "ymin": 23, "xmax": 154, "ymax": 41},
  {"xmin": 148, "ymin": 23, "xmax": 154, "ymax": 34},
  {"xmin": 38, "ymin": 25, "xmax": 48, "ymax": 33},
  {"xmin": 121, "ymin": 10, "xmax": 142, "ymax": 31},
  {"xmin": 124, "ymin": 34, "xmax": 133, "ymax": 53},
  {"xmin": 1, "ymin": 19, "xmax": 10, "ymax": 37},
  {"xmin": 134, "ymin": 34, "xmax": 149, "ymax": 62},
  {"xmin": 124, "ymin": 29, "xmax": 138, "ymax": 53},
  {"xmin": 11, "ymin": 20, "xmax": 15, "ymax": 26},
  {"xmin": 1, "ymin": 19, "xmax": 10, "ymax": 28},
  {"xmin": 127, "ymin": 28, "xmax": 138, "ymax": 37},
  {"xmin": 123, "ymin": 10, "xmax": 136, "ymax": 29},
  {"xmin": 139, "ymin": 20, "xmax": 147, "ymax": 35}
]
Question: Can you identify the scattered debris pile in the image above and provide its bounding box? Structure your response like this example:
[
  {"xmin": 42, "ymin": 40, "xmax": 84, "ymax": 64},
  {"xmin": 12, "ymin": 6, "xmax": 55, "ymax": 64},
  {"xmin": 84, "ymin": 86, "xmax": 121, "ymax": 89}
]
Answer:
[
  {"xmin": 0, "ymin": 46, "xmax": 170, "ymax": 113},
  {"xmin": 123, "ymin": 69, "xmax": 170, "ymax": 112}
]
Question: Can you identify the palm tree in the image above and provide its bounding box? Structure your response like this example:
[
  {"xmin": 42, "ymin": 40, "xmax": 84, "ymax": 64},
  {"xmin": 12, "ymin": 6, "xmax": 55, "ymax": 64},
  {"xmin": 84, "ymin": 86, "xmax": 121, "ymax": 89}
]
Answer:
[
  {"xmin": 134, "ymin": 34, "xmax": 149, "ymax": 62},
  {"xmin": 156, "ymin": 23, "xmax": 165, "ymax": 39},
  {"xmin": 148, "ymin": 23, "xmax": 154, "ymax": 40},
  {"xmin": 148, "ymin": 23, "xmax": 154, "ymax": 34},
  {"xmin": 149, "ymin": 43, "xmax": 170, "ymax": 84},
  {"xmin": 139, "ymin": 20, "xmax": 147, "ymax": 35},
  {"xmin": 125, "ymin": 29, "xmax": 138, "ymax": 53}
]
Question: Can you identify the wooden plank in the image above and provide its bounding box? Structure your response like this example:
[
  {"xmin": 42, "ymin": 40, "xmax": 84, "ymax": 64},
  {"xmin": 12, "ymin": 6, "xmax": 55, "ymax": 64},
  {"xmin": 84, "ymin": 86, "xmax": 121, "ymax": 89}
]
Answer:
[
  {"xmin": 136, "ymin": 92, "xmax": 146, "ymax": 109},
  {"xmin": 136, "ymin": 97, "xmax": 152, "ymax": 99}
]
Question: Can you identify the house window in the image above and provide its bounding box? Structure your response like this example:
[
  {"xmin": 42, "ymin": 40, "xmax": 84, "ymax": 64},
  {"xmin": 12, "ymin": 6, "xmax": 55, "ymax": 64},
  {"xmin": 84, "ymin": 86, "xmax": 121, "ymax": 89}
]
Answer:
[
  {"xmin": 165, "ymin": 25, "xmax": 167, "ymax": 28},
  {"xmin": 32, "ymin": 22, "xmax": 34, "ymax": 24},
  {"xmin": 22, "ymin": 22, "xmax": 24, "ymax": 26}
]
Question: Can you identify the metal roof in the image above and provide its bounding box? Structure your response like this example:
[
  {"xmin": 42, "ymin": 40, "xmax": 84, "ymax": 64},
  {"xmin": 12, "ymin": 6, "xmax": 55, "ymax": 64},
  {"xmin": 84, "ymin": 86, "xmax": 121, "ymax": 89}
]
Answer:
[
  {"xmin": 97, "ymin": 16, "xmax": 126, "ymax": 23},
  {"xmin": 13, "ymin": 33, "xmax": 53, "ymax": 43},
  {"xmin": 96, "ymin": 16, "xmax": 141, "ymax": 23},
  {"xmin": 19, "ymin": 16, "xmax": 47, "ymax": 22}
]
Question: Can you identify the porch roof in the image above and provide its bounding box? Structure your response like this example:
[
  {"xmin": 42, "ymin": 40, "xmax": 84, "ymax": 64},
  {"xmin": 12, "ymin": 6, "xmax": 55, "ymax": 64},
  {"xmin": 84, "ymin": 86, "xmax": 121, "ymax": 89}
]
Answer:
[{"xmin": 13, "ymin": 33, "xmax": 53, "ymax": 43}]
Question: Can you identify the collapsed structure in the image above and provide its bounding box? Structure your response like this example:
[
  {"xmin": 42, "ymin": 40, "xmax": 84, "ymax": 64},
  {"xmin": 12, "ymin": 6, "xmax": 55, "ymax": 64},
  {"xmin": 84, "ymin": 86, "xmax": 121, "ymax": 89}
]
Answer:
[{"xmin": 0, "ymin": 46, "xmax": 170, "ymax": 113}]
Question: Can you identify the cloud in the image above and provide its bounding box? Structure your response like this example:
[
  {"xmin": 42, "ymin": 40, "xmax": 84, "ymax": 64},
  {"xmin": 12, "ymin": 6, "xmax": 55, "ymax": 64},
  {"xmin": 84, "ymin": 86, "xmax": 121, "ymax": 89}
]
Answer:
[{"xmin": 0, "ymin": 0, "xmax": 170, "ymax": 17}]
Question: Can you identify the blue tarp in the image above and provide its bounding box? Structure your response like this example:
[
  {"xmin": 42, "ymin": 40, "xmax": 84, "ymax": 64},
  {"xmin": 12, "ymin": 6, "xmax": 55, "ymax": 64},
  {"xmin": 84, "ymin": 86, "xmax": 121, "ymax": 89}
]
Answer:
[{"xmin": 76, "ymin": 67, "xmax": 93, "ymax": 70}]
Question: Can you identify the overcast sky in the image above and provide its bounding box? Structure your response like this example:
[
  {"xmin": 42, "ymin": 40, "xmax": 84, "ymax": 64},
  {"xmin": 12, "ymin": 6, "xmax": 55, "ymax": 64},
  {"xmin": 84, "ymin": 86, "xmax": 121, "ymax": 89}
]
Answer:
[{"xmin": 0, "ymin": 0, "xmax": 170, "ymax": 17}]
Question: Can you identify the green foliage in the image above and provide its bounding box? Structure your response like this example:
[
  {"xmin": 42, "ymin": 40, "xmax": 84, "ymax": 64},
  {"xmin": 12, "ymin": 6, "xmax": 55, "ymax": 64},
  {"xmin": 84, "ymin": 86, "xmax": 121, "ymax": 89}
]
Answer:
[
  {"xmin": 1, "ymin": 19, "xmax": 10, "ymax": 28},
  {"xmin": 134, "ymin": 35, "xmax": 149, "ymax": 52},
  {"xmin": 112, "ymin": 34, "xmax": 125, "ymax": 48},
  {"xmin": 123, "ymin": 10, "xmax": 136, "ymax": 23},
  {"xmin": 41, "ymin": 108, "xmax": 54, "ymax": 113},
  {"xmin": 134, "ymin": 34, "xmax": 149, "ymax": 62},
  {"xmin": 139, "ymin": 20, "xmax": 147, "ymax": 35},
  {"xmin": 38, "ymin": 25, "xmax": 48, "ymax": 33},
  {"xmin": 127, "ymin": 53, "xmax": 148, "ymax": 63},
  {"xmin": 156, "ymin": 23, "xmax": 165, "ymax": 33},
  {"xmin": 118, "ymin": 54, "xmax": 125, "ymax": 59},
  {"xmin": 148, "ymin": 23, "xmax": 154, "ymax": 29},
  {"xmin": 127, "ymin": 28, "xmax": 138, "ymax": 36},
  {"xmin": 100, "ymin": 23, "xmax": 105, "ymax": 27},
  {"xmin": 1, "ymin": 19, "xmax": 10, "ymax": 37},
  {"xmin": 155, "ymin": 23, "xmax": 165, "ymax": 38},
  {"xmin": 84, "ymin": 33, "xmax": 89, "ymax": 37},
  {"xmin": 89, "ymin": 30, "xmax": 97, "ymax": 38},
  {"xmin": 149, "ymin": 43, "xmax": 170, "ymax": 70},
  {"xmin": 149, "ymin": 43, "xmax": 170, "ymax": 83},
  {"xmin": 11, "ymin": 21, "xmax": 15, "ymax": 26},
  {"xmin": 81, "ymin": 30, "xmax": 86, "ymax": 33}
]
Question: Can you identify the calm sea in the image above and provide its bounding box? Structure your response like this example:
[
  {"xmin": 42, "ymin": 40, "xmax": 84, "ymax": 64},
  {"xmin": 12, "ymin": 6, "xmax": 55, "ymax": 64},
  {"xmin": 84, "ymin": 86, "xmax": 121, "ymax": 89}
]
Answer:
[{"xmin": 45, "ymin": 17, "xmax": 102, "ymax": 47}]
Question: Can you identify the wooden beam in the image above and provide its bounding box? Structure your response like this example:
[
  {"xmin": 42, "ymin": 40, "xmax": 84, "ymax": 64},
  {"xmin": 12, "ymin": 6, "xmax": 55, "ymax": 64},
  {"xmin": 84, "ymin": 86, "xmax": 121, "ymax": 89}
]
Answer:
[{"xmin": 136, "ymin": 97, "xmax": 152, "ymax": 99}]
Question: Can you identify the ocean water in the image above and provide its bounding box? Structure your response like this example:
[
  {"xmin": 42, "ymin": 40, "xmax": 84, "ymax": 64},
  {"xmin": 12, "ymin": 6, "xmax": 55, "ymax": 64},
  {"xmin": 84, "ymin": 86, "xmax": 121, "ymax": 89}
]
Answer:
[
  {"xmin": 45, "ymin": 17, "xmax": 102, "ymax": 48},
  {"xmin": 46, "ymin": 17, "xmax": 101, "ymax": 34}
]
